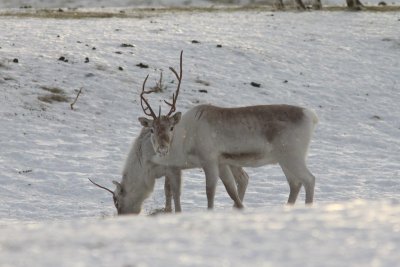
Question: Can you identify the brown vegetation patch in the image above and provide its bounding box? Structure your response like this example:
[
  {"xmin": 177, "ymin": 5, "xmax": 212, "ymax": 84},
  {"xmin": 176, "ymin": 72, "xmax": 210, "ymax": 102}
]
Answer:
[
  {"xmin": 38, "ymin": 86, "xmax": 69, "ymax": 104},
  {"xmin": 0, "ymin": 5, "xmax": 399, "ymax": 19},
  {"xmin": 38, "ymin": 94, "xmax": 70, "ymax": 103},
  {"xmin": 40, "ymin": 86, "xmax": 66, "ymax": 95}
]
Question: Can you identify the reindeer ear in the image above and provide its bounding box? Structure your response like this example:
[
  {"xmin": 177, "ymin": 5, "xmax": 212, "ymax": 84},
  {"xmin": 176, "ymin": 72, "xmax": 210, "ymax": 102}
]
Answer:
[
  {"xmin": 112, "ymin": 181, "xmax": 123, "ymax": 194},
  {"xmin": 138, "ymin": 117, "xmax": 152, "ymax": 127},
  {"xmin": 170, "ymin": 112, "xmax": 182, "ymax": 125}
]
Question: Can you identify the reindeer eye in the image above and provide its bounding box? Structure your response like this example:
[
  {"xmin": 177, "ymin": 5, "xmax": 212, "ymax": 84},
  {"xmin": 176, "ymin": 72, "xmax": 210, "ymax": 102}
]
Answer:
[
  {"xmin": 170, "ymin": 127, "xmax": 174, "ymax": 131},
  {"xmin": 150, "ymin": 128, "xmax": 154, "ymax": 133}
]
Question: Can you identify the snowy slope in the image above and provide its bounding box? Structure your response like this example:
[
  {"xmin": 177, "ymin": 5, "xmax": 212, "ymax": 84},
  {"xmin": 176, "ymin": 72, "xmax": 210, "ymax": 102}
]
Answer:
[
  {"xmin": 0, "ymin": 7, "xmax": 400, "ymax": 267},
  {"xmin": 0, "ymin": 201, "xmax": 399, "ymax": 267}
]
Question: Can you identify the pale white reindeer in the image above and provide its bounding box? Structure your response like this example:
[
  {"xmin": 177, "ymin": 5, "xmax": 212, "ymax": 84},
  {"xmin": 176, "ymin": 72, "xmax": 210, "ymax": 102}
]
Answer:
[
  {"xmin": 89, "ymin": 125, "xmax": 249, "ymax": 214},
  {"xmin": 89, "ymin": 51, "xmax": 249, "ymax": 214},
  {"xmin": 138, "ymin": 51, "xmax": 319, "ymax": 209}
]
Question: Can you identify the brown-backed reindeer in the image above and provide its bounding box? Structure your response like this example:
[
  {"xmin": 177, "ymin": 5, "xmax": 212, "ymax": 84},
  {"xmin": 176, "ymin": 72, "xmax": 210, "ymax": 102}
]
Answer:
[
  {"xmin": 138, "ymin": 52, "xmax": 319, "ymax": 209},
  {"xmin": 90, "ymin": 51, "xmax": 250, "ymax": 214}
]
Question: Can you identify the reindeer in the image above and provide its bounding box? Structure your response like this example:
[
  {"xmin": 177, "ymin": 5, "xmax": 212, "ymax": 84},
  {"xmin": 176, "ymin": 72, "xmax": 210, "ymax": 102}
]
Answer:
[
  {"xmin": 138, "ymin": 51, "xmax": 319, "ymax": 209},
  {"xmin": 89, "ymin": 51, "xmax": 249, "ymax": 214}
]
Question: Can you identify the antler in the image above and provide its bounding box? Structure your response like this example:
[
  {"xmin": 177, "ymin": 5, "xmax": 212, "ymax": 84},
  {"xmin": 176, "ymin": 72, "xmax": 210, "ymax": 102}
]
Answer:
[
  {"xmin": 165, "ymin": 50, "xmax": 183, "ymax": 117},
  {"xmin": 140, "ymin": 74, "xmax": 158, "ymax": 119},
  {"xmin": 88, "ymin": 178, "xmax": 115, "ymax": 196},
  {"xmin": 139, "ymin": 51, "xmax": 183, "ymax": 118}
]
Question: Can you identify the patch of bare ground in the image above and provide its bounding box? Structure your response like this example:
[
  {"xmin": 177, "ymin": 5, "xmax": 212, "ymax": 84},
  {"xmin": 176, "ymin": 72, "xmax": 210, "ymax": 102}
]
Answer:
[
  {"xmin": 38, "ymin": 86, "xmax": 70, "ymax": 104},
  {"xmin": 1, "ymin": 5, "xmax": 399, "ymax": 19}
]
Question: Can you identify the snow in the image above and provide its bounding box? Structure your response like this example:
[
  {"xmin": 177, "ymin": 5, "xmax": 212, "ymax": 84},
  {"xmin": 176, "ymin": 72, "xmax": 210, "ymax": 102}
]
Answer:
[
  {"xmin": 1, "ymin": 1, "xmax": 400, "ymax": 266},
  {"xmin": 1, "ymin": 201, "xmax": 399, "ymax": 267}
]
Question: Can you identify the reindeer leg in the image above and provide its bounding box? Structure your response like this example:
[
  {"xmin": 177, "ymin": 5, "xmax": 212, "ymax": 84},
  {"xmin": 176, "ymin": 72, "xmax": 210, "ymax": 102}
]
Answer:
[
  {"xmin": 275, "ymin": 0, "xmax": 284, "ymax": 9},
  {"xmin": 279, "ymin": 157, "xmax": 315, "ymax": 204},
  {"xmin": 230, "ymin": 166, "xmax": 249, "ymax": 202},
  {"xmin": 295, "ymin": 0, "xmax": 307, "ymax": 10},
  {"xmin": 219, "ymin": 165, "xmax": 244, "ymax": 209},
  {"xmin": 164, "ymin": 176, "xmax": 173, "ymax": 212},
  {"xmin": 287, "ymin": 179, "xmax": 302, "ymax": 204},
  {"xmin": 166, "ymin": 168, "xmax": 182, "ymax": 212},
  {"xmin": 203, "ymin": 162, "xmax": 219, "ymax": 210},
  {"xmin": 304, "ymin": 172, "xmax": 315, "ymax": 204},
  {"xmin": 281, "ymin": 165, "xmax": 302, "ymax": 205},
  {"xmin": 312, "ymin": 0, "xmax": 322, "ymax": 9}
]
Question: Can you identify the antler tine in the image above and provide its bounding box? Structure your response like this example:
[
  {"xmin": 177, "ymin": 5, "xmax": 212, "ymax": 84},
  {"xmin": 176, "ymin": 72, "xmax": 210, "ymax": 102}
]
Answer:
[
  {"xmin": 166, "ymin": 50, "xmax": 183, "ymax": 117},
  {"xmin": 140, "ymin": 74, "xmax": 158, "ymax": 119},
  {"xmin": 88, "ymin": 178, "xmax": 115, "ymax": 196}
]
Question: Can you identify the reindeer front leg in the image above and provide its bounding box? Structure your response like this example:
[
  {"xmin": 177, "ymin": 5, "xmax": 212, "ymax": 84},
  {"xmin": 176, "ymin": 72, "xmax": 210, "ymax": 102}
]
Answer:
[
  {"xmin": 203, "ymin": 161, "xmax": 220, "ymax": 209},
  {"xmin": 165, "ymin": 168, "xmax": 182, "ymax": 212},
  {"xmin": 164, "ymin": 176, "xmax": 173, "ymax": 212}
]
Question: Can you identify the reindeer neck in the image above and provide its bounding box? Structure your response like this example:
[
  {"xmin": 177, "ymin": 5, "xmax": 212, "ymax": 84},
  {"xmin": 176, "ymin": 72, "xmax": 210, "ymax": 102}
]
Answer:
[{"xmin": 122, "ymin": 128, "xmax": 155, "ymax": 190}]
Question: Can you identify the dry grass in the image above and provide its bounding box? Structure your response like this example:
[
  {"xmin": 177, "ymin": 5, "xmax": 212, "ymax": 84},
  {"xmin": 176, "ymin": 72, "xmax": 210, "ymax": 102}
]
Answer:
[
  {"xmin": 38, "ymin": 94, "xmax": 70, "ymax": 103},
  {"xmin": 38, "ymin": 86, "xmax": 70, "ymax": 103},
  {"xmin": 0, "ymin": 10, "xmax": 129, "ymax": 19},
  {"xmin": 0, "ymin": 5, "xmax": 399, "ymax": 19},
  {"xmin": 148, "ymin": 207, "xmax": 169, "ymax": 216},
  {"xmin": 324, "ymin": 5, "xmax": 400, "ymax": 11},
  {"xmin": 195, "ymin": 78, "xmax": 211, "ymax": 87},
  {"xmin": 150, "ymin": 72, "xmax": 167, "ymax": 93},
  {"xmin": 0, "ymin": 6, "xmax": 275, "ymax": 19},
  {"xmin": 40, "ymin": 86, "xmax": 66, "ymax": 95}
]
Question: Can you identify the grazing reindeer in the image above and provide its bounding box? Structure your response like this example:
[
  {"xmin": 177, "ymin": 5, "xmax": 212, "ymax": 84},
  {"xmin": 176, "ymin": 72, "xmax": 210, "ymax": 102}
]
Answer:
[
  {"xmin": 138, "ymin": 52, "xmax": 319, "ymax": 209},
  {"xmin": 89, "ymin": 51, "xmax": 250, "ymax": 214}
]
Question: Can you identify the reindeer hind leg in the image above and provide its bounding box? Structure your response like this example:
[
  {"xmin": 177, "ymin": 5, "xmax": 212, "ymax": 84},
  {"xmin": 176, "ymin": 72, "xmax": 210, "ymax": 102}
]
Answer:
[
  {"xmin": 279, "ymin": 157, "xmax": 315, "ymax": 205},
  {"xmin": 230, "ymin": 166, "xmax": 249, "ymax": 202},
  {"xmin": 280, "ymin": 165, "xmax": 303, "ymax": 205},
  {"xmin": 219, "ymin": 165, "xmax": 244, "ymax": 209}
]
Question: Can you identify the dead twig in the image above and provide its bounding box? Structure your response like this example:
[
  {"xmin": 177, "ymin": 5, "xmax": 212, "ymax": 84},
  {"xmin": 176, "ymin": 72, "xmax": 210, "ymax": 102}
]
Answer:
[
  {"xmin": 70, "ymin": 87, "xmax": 83, "ymax": 110},
  {"xmin": 151, "ymin": 71, "xmax": 167, "ymax": 93}
]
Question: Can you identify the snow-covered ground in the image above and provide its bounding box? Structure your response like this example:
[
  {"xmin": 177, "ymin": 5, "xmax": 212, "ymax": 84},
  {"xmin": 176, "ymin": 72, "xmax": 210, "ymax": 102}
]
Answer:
[
  {"xmin": 1, "ymin": 200, "xmax": 399, "ymax": 267},
  {"xmin": 0, "ymin": 3, "xmax": 400, "ymax": 266}
]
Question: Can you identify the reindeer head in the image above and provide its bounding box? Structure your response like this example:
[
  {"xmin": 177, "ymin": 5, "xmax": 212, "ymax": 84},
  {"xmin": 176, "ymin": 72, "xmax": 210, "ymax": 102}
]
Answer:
[
  {"xmin": 138, "ymin": 114, "xmax": 181, "ymax": 156},
  {"xmin": 138, "ymin": 51, "xmax": 183, "ymax": 157},
  {"xmin": 89, "ymin": 179, "xmax": 142, "ymax": 215}
]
